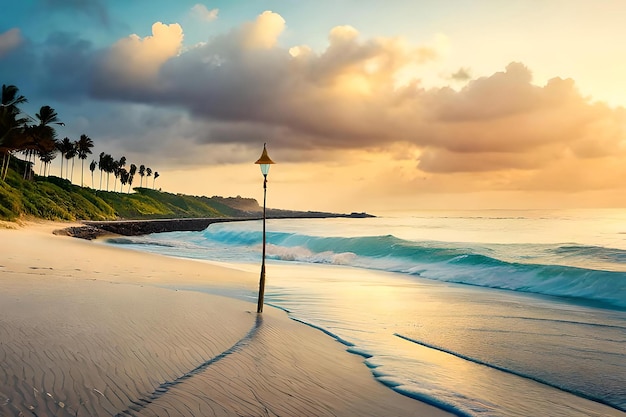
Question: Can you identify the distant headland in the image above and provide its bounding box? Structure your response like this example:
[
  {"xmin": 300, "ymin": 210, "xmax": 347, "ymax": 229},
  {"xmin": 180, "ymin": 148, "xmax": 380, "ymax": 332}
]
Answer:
[{"xmin": 1, "ymin": 154, "xmax": 373, "ymax": 238}]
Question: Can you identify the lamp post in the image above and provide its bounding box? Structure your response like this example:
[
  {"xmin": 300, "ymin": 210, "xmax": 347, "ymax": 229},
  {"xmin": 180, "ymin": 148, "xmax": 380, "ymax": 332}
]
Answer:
[{"xmin": 254, "ymin": 143, "xmax": 275, "ymax": 313}]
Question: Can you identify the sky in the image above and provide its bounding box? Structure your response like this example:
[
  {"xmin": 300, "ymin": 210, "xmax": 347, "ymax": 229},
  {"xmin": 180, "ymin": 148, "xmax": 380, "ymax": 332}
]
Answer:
[{"xmin": 2, "ymin": 0, "xmax": 626, "ymax": 213}]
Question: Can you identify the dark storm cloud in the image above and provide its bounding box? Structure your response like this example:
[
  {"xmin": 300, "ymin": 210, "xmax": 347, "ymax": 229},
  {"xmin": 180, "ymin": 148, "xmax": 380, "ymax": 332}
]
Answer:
[
  {"xmin": 39, "ymin": 31, "xmax": 96, "ymax": 98},
  {"xmin": 0, "ymin": 30, "xmax": 38, "ymax": 92},
  {"xmin": 0, "ymin": 29, "xmax": 97, "ymax": 104}
]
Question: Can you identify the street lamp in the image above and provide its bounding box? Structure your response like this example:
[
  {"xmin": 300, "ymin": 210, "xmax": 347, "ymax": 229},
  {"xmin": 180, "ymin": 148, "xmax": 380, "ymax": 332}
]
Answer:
[{"xmin": 254, "ymin": 143, "xmax": 275, "ymax": 313}]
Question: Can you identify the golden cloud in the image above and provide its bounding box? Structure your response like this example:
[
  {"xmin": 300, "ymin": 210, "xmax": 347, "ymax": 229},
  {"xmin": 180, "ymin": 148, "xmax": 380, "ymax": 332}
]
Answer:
[
  {"xmin": 98, "ymin": 22, "xmax": 183, "ymax": 89},
  {"xmin": 0, "ymin": 28, "xmax": 23, "ymax": 58},
  {"xmin": 240, "ymin": 11, "xmax": 286, "ymax": 49},
  {"xmin": 88, "ymin": 11, "xmax": 626, "ymax": 196}
]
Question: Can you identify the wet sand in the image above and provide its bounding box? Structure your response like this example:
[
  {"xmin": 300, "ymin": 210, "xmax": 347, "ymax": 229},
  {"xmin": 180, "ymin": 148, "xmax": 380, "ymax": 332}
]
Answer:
[{"xmin": 0, "ymin": 221, "xmax": 451, "ymax": 417}]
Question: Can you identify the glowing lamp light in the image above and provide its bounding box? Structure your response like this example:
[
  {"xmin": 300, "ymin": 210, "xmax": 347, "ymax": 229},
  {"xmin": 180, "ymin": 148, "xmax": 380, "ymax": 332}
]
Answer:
[{"xmin": 255, "ymin": 143, "xmax": 275, "ymax": 176}]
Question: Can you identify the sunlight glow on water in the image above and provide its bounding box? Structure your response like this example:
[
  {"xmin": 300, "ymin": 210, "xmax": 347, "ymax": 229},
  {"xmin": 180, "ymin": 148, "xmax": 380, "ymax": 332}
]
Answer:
[{"xmin": 262, "ymin": 263, "xmax": 625, "ymax": 417}]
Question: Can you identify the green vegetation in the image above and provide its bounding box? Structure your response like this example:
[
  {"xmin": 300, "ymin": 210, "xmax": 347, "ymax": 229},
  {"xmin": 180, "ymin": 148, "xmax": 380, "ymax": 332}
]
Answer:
[
  {"xmin": 0, "ymin": 157, "xmax": 259, "ymax": 221},
  {"xmin": 1, "ymin": 82, "xmax": 259, "ymax": 222}
]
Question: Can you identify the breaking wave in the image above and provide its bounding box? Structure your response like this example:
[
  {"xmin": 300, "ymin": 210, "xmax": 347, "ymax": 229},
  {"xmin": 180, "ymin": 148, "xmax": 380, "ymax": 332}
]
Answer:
[{"xmin": 198, "ymin": 228, "xmax": 626, "ymax": 309}]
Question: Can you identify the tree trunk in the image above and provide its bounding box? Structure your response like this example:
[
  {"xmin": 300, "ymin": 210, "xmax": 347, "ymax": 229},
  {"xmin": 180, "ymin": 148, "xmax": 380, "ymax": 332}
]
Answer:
[
  {"xmin": 23, "ymin": 153, "xmax": 30, "ymax": 179},
  {"xmin": 0, "ymin": 152, "xmax": 8, "ymax": 180}
]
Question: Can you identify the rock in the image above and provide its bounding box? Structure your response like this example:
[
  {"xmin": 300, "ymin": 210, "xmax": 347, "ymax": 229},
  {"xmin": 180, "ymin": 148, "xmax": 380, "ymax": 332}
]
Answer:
[{"xmin": 53, "ymin": 226, "xmax": 111, "ymax": 240}]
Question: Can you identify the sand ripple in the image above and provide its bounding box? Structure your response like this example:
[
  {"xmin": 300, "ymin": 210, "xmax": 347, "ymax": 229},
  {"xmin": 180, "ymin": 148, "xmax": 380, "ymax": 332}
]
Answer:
[{"xmin": 0, "ymin": 277, "xmax": 254, "ymax": 417}]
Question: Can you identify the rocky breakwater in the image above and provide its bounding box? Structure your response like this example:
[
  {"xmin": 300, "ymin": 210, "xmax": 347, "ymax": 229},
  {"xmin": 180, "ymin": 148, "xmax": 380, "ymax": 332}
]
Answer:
[
  {"xmin": 57, "ymin": 212, "xmax": 374, "ymax": 240},
  {"xmin": 81, "ymin": 217, "xmax": 257, "ymax": 238}
]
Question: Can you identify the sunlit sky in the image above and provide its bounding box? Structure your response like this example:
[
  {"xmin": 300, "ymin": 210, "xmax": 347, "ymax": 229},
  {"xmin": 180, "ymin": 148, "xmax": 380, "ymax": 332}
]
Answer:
[{"xmin": 2, "ymin": 1, "xmax": 626, "ymax": 213}]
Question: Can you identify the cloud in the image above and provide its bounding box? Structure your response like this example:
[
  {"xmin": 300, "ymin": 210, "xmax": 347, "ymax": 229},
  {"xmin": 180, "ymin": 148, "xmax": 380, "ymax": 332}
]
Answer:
[
  {"xmin": 95, "ymin": 22, "xmax": 184, "ymax": 92},
  {"xmin": 11, "ymin": 10, "xmax": 624, "ymax": 198},
  {"xmin": 191, "ymin": 4, "xmax": 219, "ymax": 22},
  {"xmin": 85, "ymin": 13, "xmax": 625, "ymax": 181},
  {"xmin": 450, "ymin": 67, "xmax": 471, "ymax": 81},
  {"xmin": 417, "ymin": 67, "xmax": 626, "ymax": 173},
  {"xmin": 239, "ymin": 10, "xmax": 286, "ymax": 49},
  {"xmin": 417, "ymin": 147, "xmax": 555, "ymax": 173},
  {"xmin": 94, "ymin": 13, "xmax": 441, "ymax": 153},
  {"xmin": 0, "ymin": 28, "xmax": 23, "ymax": 58},
  {"xmin": 40, "ymin": 32, "xmax": 95, "ymax": 97}
]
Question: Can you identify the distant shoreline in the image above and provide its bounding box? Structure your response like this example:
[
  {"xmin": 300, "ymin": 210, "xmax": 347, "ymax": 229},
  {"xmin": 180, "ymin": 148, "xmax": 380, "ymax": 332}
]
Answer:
[{"xmin": 58, "ymin": 212, "xmax": 375, "ymax": 239}]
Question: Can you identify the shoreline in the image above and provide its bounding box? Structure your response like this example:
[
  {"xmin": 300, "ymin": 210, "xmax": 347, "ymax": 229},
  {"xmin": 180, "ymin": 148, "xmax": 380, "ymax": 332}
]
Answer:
[{"xmin": 0, "ymin": 221, "xmax": 451, "ymax": 417}]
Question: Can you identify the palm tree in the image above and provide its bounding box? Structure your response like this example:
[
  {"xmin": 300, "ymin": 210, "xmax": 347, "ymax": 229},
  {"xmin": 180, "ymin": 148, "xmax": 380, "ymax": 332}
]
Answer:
[
  {"xmin": 39, "ymin": 149, "xmax": 57, "ymax": 176},
  {"xmin": 146, "ymin": 167, "xmax": 152, "ymax": 186},
  {"xmin": 119, "ymin": 167, "xmax": 129, "ymax": 191},
  {"xmin": 128, "ymin": 163, "xmax": 137, "ymax": 193},
  {"xmin": 89, "ymin": 159, "xmax": 97, "ymax": 188},
  {"xmin": 20, "ymin": 140, "xmax": 36, "ymax": 179},
  {"xmin": 1, "ymin": 88, "xmax": 63, "ymax": 181},
  {"xmin": 76, "ymin": 134, "xmax": 94, "ymax": 186},
  {"xmin": 1, "ymin": 85, "xmax": 27, "ymax": 132},
  {"xmin": 65, "ymin": 141, "xmax": 77, "ymax": 182},
  {"xmin": 101, "ymin": 153, "xmax": 115, "ymax": 191},
  {"xmin": 34, "ymin": 106, "xmax": 63, "ymax": 144},
  {"xmin": 138, "ymin": 164, "xmax": 145, "ymax": 188},
  {"xmin": 97, "ymin": 152, "xmax": 105, "ymax": 190},
  {"xmin": 153, "ymin": 171, "xmax": 159, "ymax": 189},
  {"xmin": 115, "ymin": 156, "xmax": 126, "ymax": 192},
  {"xmin": 1, "ymin": 84, "xmax": 28, "ymax": 180},
  {"xmin": 112, "ymin": 159, "xmax": 121, "ymax": 192},
  {"xmin": 15, "ymin": 106, "xmax": 64, "ymax": 180},
  {"xmin": 56, "ymin": 137, "xmax": 73, "ymax": 179}
]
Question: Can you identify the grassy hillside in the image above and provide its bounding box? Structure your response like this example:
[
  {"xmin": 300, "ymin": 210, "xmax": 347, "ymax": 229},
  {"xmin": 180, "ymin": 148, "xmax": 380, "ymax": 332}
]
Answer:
[{"xmin": 0, "ymin": 161, "xmax": 260, "ymax": 221}]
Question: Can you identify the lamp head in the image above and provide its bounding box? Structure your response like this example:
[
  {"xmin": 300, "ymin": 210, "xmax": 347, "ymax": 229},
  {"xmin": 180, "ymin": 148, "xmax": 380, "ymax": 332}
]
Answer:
[{"xmin": 255, "ymin": 143, "xmax": 275, "ymax": 176}]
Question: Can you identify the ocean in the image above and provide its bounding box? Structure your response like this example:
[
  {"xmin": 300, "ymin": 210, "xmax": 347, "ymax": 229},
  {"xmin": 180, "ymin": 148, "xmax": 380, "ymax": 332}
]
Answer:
[{"xmin": 106, "ymin": 209, "xmax": 626, "ymax": 417}]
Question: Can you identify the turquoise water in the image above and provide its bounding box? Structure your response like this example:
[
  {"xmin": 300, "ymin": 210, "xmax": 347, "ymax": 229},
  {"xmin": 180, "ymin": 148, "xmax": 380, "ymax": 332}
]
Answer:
[{"xmin": 107, "ymin": 209, "xmax": 626, "ymax": 416}]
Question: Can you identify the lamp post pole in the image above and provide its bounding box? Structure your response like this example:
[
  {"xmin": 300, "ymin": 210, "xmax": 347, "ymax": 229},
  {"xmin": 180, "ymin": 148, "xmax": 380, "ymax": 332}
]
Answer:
[
  {"xmin": 255, "ymin": 143, "xmax": 275, "ymax": 313},
  {"xmin": 257, "ymin": 173, "xmax": 268, "ymax": 313}
]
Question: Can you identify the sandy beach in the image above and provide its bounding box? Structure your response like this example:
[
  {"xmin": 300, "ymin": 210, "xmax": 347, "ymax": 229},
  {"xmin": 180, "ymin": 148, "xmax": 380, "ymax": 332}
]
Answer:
[{"xmin": 0, "ymin": 221, "xmax": 451, "ymax": 417}]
